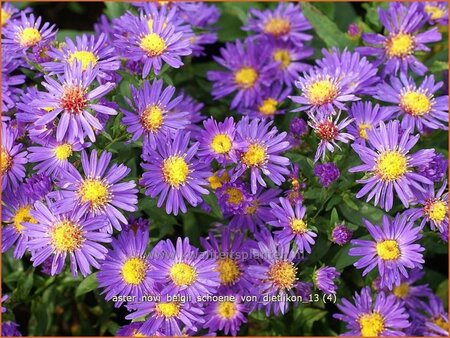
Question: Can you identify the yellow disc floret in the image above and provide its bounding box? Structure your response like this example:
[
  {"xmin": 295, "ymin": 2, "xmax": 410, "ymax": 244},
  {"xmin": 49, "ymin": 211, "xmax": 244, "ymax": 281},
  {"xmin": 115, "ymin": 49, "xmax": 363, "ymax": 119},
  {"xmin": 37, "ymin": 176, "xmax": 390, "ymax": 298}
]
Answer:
[
  {"xmin": 78, "ymin": 178, "xmax": 110, "ymax": 210},
  {"xmin": 18, "ymin": 27, "xmax": 42, "ymax": 48},
  {"xmin": 217, "ymin": 301, "xmax": 237, "ymax": 319},
  {"xmin": 424, "ymin": 199, "xmax": 447, "ymax": 223},
  {"xmin": 425, "ymin": 5, "xmax": 446, "ymax": 20},
  {"xmin": 433, "ymin": 317, "xmax": 449, "ymax": 332},
  {"xmin": 264, "ymin": 17, "xmax": 291, "ymax": 37},
  {"xmin": 358, "ymin": 123, "xmax": 372, "ymax": 140},
  {"xmin": 1, "ymin": 148, "xmax": 12, "ymax": 174},
  {"xmin": 216, "ymin": 257, "xmax": 241, "ymax": 285},
  {"xmin": 258, "ymin": 98, "xmax": 278, "ymax": 116},
  {"xmin": 376, "ymin": 240, "xmax": 401, "ymax": 261},
  {"xmin": 50, "ymin": 220, "xmax": 84, "ymax": 252},
  {"xmin": 68, "ymin": 51, "xmax": 98, "ymax": 71},
  {"xmin": 376, "ymin": 151, "xmax": 408, "ymax": 181},
  {"xmin": 268, "ymin": 260, "xmax": 297, "ymax": 290},
  {"xmin": 225, "ymin": 187, "xmax": 244, "ymax": 205},
  {"xmin": 122, "ymin": 257, "xmax": 148, "ymax": 285},
  {"xmin": 54, "ymin": 143, "xmax": 73, "ymax": 160},
  {"xmin": 234, "ymin": 67, "xmax": 258, "ymax": 89},
  {"xmin": 13, "ymin": 205, "xmax": 37, "ymax": 233},
  {"xmin": 306, "ymin": 78, "xmax": 338, "ymax": 106},
  {"xmin": 169, "ymin": 262, "xmax": 197, "ymax": 286},
  {"xmin": 140, "ymin": 105, "xmax": 164, "ymax": 132},
  {"xmin": 1, "ymin": 9, "xmax": 11, "ymax": 27},
  {"xmin": 386, "ymin": 33, "xmax": 414, "ymax": 58},
  {"xmin": 290, "ymin": 218, "xmax": 307, "ymax": 234},
  {"xmin": 400, "ymin": 91, "xmax": 432, "ymax": 117},
  {"xmin": 273, "ymin": 49, "xmax": 291, "ymax": 69},
  {"xmin": 211, "ymin": 134, "xmax": 232, "ymax": 154},
  {"xmin": 139, "ymin": 33, "xmax": 166, "ymax": 56},
  {"xmin": 241, "ymin": 143, "xmax": 267, "ymax": 167},
  {"xmin": 155, "ymin": 302, "xmax": 181, "ymax": 318},
  {"xmin": 162, "ymin": 156, "xmax": 190, "ymax": 188},
  {"xmin": 393, "ymin": 283, "xmax": 409, "ymax": 298},
  {"xmin": 358, "ymin": 312, "xmax": 385, "ymax": 337}
]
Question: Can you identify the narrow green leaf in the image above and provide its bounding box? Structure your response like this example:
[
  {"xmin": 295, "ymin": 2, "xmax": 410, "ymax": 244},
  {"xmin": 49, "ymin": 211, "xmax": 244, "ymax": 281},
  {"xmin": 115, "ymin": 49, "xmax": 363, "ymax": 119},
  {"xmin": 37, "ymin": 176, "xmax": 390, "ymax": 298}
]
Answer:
[{"xmin": 75, "ymin": 272, "xmax": 99, "ymax": 297}]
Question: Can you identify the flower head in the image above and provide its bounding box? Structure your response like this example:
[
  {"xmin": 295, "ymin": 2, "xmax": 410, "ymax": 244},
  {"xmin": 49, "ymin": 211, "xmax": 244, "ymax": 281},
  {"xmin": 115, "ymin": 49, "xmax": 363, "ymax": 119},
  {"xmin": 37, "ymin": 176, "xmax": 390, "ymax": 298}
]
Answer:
[
  {"xmin": 314, "ymin": 162, "xmax": 340, "ymax": 187},
  {"xmin": 331, "ymin": 224, "xmax": 353, "ymax": 245},
  {"xmin": 424, "ymin": 2, "xmax": 448, "ymax": 25},
  {"xmin": 1, "ymin": 123, "xmax": 28, "ymax": 190},
  {"xmin": 314, "ymin": 266, "xmax": 340, "ymax": 294},
  {"xmin": 417, "ymin": 152, "xmax": 448, "ymax": 183}
]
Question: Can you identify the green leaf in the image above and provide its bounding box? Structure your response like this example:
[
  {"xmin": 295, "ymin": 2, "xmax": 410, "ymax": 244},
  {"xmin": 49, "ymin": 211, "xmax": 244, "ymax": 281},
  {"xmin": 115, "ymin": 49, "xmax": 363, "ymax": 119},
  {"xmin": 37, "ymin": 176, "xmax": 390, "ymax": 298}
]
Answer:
[
  {"xmin": 301, "ymin": 3, "xmax": 356, "ymax": 50},
  {"xmin": 429, "ymin": 60, "xmax": 449, "ymax": 73},
  {"xmin": 331, "ymin": 246, "xmax": 358, "ymax": 270},
  {"xmin": 330, "ymin": 208, "xmax": 339, "ymax": 227},
  {"xmin": 75, "ymin": 272, "xmax": 99, "ymax": 297},
  {"xmin": 104, "ymin": 2, "xmax": 128, "ymax": 19}
]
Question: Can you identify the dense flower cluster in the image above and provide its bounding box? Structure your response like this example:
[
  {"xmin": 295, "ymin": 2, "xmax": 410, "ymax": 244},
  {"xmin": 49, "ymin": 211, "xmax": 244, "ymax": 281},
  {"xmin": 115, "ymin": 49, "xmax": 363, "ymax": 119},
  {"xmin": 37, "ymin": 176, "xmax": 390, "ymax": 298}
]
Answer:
[{"xmin": 1, "ymin": 2, "xmax": 448, "ymax": 337}]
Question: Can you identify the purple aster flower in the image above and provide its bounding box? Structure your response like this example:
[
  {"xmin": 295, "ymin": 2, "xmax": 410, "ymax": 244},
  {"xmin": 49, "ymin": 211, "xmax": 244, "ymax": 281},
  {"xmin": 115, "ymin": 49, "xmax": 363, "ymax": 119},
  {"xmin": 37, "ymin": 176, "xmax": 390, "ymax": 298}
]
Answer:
[
  {"xmin": 97, "ymin": 228, "xmax": 153, "ymax": 307},
  {"xmin": 1, "ymin": 3, "xmax": 20, "ymax": 28},
  {"xmin": 2, "ymin": 322, "xmax": 22, "ymax": 337},
  {"xmin": 420, "ymin": 295, "xmax": 449, "ymax": 336},
  {"xmin": 149, "ymin": 237, "xmax": 220, "ymax": 298},
  {"xmin": 124, "ymin": 216, "xmax": 150, "ymax": 233},
  {"xmin": 314, "ymin": 162, "xmax": 340, "ymax": 187},
  {"xmin": 207, "ymin": 39, "xmax": 277, "ymax": 110},
  {"xmin": 114, "ymin": 8, "xmax": 191, "ymax": 77},
  {"xmin": 189, "ymin": 32, "xmax": 218, "ymax": 57},
  {"xmin": 23, "ymin": 173, "xmax": 52, "ymax": 201},
  {"xmin": 2, "ymin": 12, "xmax": 56, "ymax": 51},
  {"xmin": 309, "ymin": 111, "xmax": 354, "ymax": 162},
  {"xmin": 216, "ymin": 180, "xmax": 251, "ymax": 217},
  {"xmin": 43, "ymin": 33, "xmax": 120, "ymax": 80},
  {"xmin": 285, "ymin": 164, "xmax": 305, "ymax": 204},
  {"xmin": 1, "ymin": 123, "xmax": 27, "ymax": 190},
  {"xmin": 347, "ymin": 23, "xmax": 362, "ymax": 39},
  {"xmin": 122, "ymin": 79, "xmax": 189, "ymax": 148},
  {"xmin": 356, "ymin": 2, "xmax": 442, "ymax": 76},
  {"xmin": 314, "ymin": 266, "xmax": 340, "ymax": 294},
  {"xmin": 32, "ymin": 61, "xmax": 117, "ymax": 143},
  {"xmin": 54, "ymin": 149, "xmax": 138, "ymax": 232},
  {"xmin": 417, "ymin": 153, "xmax": 448, "ymax": 183},
  {"xmin": 349, "ymin": 120, "xmax": 435, "ymax": 211},
  {"xmin": 407, "ymin": 180, "xmax": 448, "ymax": 234},
  {"xmin": 247, "ymin": 229, "xmax": 300, "ymax": 315},
  {"xmin": 28, "ymin": 138, "xmax": 84, "ymax": 177},
  {"xmin": 141, "ymin": 131, "xmax": 210, "ymax": 216},
  {"xmin": 232, "ymin": 117, "xmax": 290, "ymax": 194},
  {"xmin": 174, "ymin": 91, "xmax": 205, "ymax": 139},
  {"xmin": 125, "ymin": 291, "xmax": 204, "ymax": 336},
  {"xmin": 334, "ymin": 286, "xmax": 410, "ymax": 336},
  {"xmin": 424, "ymin": 2, "xmax": 448, "ymax": 25},
  {"xmin": 376, "ymin": 73, "xmax": 448, "ymax": 132},
  {"xmin": 2, "ymin": 54, "xmax": 26, "ymax": 113},
  {"xmin": 243, "ymin": 3, "xmax": 312, "ymax": 44},
  {"xmin": 269, "ymin": 197, "xmax": 317, "ymax": 254},
  {"xmin": 116, "ymin": 322, "xmax": 147, "ymax": 337},
  {"xmin": 331, "ymin": 224, "xmax": 353, "ymax": 245},
  {"xmin": 349, "ymin": 214, "xmax": 425, "ymax": 290},
  {"xmin": 24, "ymin": 201, "xmax": 112, "ymax": 277},
  {"xmin": 348, "ymin": 101, "xmax": 393, "ymax": 143},
  {"xmin": 290, "ymin": 117, "xmax": 309, "ymax": 137},
  {"xmin": 200, "ymin": 229, "xmax": 253, "ymax": 292},
  {"xmin": 198, "ymin": 117, "xmax": 244, "ymax": 165},
  {"xmin": 177, "ymin": 2, "xmax": 220, "ymax": 28}
]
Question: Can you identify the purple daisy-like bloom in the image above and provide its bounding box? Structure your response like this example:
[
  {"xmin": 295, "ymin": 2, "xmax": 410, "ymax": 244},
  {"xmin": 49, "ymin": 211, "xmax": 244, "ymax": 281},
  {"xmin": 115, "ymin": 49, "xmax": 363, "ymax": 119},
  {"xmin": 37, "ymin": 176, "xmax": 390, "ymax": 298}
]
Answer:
[
  {"xmin": 149, "ymin": 237, "xmax": 220, "ymax": 298},
  {"xmin": 420, "ymin": 295, "xmax": 449, "ymax": 336},
  {"xmin": 248, "ymin": 229, "xmax": 300, "ymax": 315},
  {"xmin": 55, "ymin": 149, "xmax": 138, "ymax": 232},
  {"xmin": 116, "ymin": 322, "xmax": 148, "ymax": 337},
  {"xmin": 232, "ymin": 117, "xmax": 290, "ymax": 194},
  {"xmin": 356, "ymin": 2, "xmax": 442, "ymax": 76},
  {"xmin": 114, "ymin": 8, "xmax": 191, "ymax": 77},
  {"xmin": 177, "ymin": 2, "xmax": 220, "ymax": 28},
  {"xmin": 2, "ymin": 322, "xmax": 22, "ymax": 337},
  {"xmin": 216, "ymin": 179, "xmax": 251, "ymax": 216},
  {"xmin": 349, "ymin": 214, "xmax": 425, "ymax": 290},
  {"xmin": 174, "ymin": 91, "xmax": 205, "ymax": 139},
  {"xmin": 198, "ymin": 117, "xmax": 244, "ymax": 165},
  {"xmin": 314, "ymin": 266, "xmax": 340, "ymax": 294},
  {"xmin": 350, "ymin": 120, "xmax": 435, "ymax": 211},
  {"xmin": 24, "ymin": 201, "xmax": 111, "ymax": 277},
  {"xmin": 141, "ymin": 131, "xmax": 210, "ymax": 216},
  {"xmin": 28, "ymin": 138, "xmax": 84, "ymax": 177},
  {"xmin": 207, "ymin": 39, "xmax": 277, "ymax": 110},
  {"xmin": 2, "ymin": 53, "xmax": 26, "ymax": 113},
  {"xmin": 122, "ymin": 79, "xmax": 189, "ymax": 148},
  {"xmin": 331, "ymin": 224, "xmax": 353, "ymax": 245},
  {"xmin": 243, "ymin": 3, "xmax": 312, "ymax": 44},
  {"xmin": 376, "ymin": 73, "xmax": 448, "ymax": 132},
  {"xmin": 1, "ymin": 123, "xmax": 28, "ymax": 190},
  {"xmin": 269, "ymin": 197, "xmax": 317, "ymax": 254},
  {"xmin": 32, "ymin": 61, "xmax": 117, "ymax": 143},
  {"xmin": 348, "ymin": 101, "xmax": 393, "ymax": 143},
  {"xmin": 288, "ymin": 117, "xmax": 309, "ymax": 147},
  {"xmin": 314, "ymin": 162, "xmax": 340, "ymax": 187},
  {"xmin": 189, "ymin": 32, "xmax": 218, "ymax": 57},
  {"xmin": 424, "ymin": 2, "xmax": 448, "ymax": 25},
  {"xmin": 417, "ymin": 152, "xmax": 448, "ymax": 183},
  {"xmin": 23, "ymin": 173, "xmax": 53, "ymax": 201},
  {"xmin": 334, "ymin": 286, "xmax": 410, "ymax": 336},
  {"xmin": 43, "ymin": 33, "xmax": 120, "ymax": 80},
  {"xmin": 1, "ymin": 3, "xmax": 20, "ymax": 28},
  {"xmin": 124, "ymin": 216, "xmax": 150, "ymax": 233},
  {"xmin": 97, "ymin": 228, "xmax": 153, "ymax": 307},
  {"xmin": 347, "ymin": 23, "xmax": 362, "ymax": 39},
  {"xmin": 309, "ymin": 111, "xmax": 354, "ymax": 163},
  {"xmin": 2, "ymin": 11, "xmax": 56, "ymax": 51}
]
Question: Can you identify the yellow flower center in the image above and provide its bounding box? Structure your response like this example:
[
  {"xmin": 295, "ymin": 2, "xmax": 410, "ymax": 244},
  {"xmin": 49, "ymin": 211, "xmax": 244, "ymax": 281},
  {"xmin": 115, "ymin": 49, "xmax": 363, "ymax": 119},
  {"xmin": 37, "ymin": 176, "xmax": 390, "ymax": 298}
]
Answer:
[
  {"xmin": 424, "ymin": 199, "xmax": 447, "ymax": 223},
  {"xmin": 264, "ymin": 17, "xmax": 291, "ymax": 37},
  {"xmin": 207, "ymin": 171, "xmax": 229, "ymax": 190},
  {"xmin": 78, "ymin": 178, "xmax": 110, "ymax": 210},
  {"xmin": 217, "ymin": 301, "xmax": 237, "ymax": 319},
  {"xmin": 18, "ymin": 27, "xmax": 42, "ymax": 48},
  {"xmin": 43, "ymin": 106, "xmax": 54, "ymax": 112},
  {"xmin": 358, "ymin": 123, "xmax": 372, "ymax": 140},
  {"xmin": 50, "ymin": 220, "xmax": 84, "ymax": 252},
  {"xmin": 132, "ymin": 330, "xmax": 146, "ymax": 337},
  {"xmin": 139, "ymin": 33, "xmax": 166, "ymax": 56},
  {"xmin": 273, "ymin": 49, "xmax": 291, "ymax": 69},
  {"xmin": 140, "ymin": 105, "xmax": 164, "ymax": 132},
  {"xmin": 1, "ymin": 148, "xmax": 12, "ymax": 174},
  {"xmin": 224, "ymin": 187, "xmax": 244, "ymax": 205},
  {"xmin": 241, "ymin": 143, "xmax": 267, "ymax": 167},
  {"xmin": 245, "ymin": 201, "xmax": 259, "ymax": 215},
  {"xmin": 400, "ymin": 91, "xmax": 432, "ymax": 117},
  {"xmin": 53, "ymin": 143, "xmax": 73, "ymax": 160},
  {"xmin": 268, "ymin": 261, "xmax": 297, "ymax": 290},
  {"xmin": 306, "ymin": 78, "xmax": 338, "ymax": 106},
  {"xmin": 13, "ymin": 205, "xmax": 37, "ymax": 233},
  {"xmin": 68, "ymin": 51, "xmax": 98, "ymax": 71},
  {"xmin": 162, "ymin": 156, "xmax": 190, "ymax": 188},
  {"xmin": 386, "ymin": 33, "xmax": 414, "ymax": 58},
  {"xmin": 393, "ymin": 282, "xmax": 409, "ymax": 298},
  {"xmin": 169, "ymin": 262, "xmax": 197, "ymax": 286},
  {"xmin": 122, "ymin": 257, "xmax": 148, "ymax": 285},
  {"xmin": 234, "ymin": 67, "xmax": 258, "ymax": 89},
  {"xmin": 425, "ymin": 5, "xmax": 445, "ymax": 20},
  {"xmin": 434, "ymin": 317, "xmax": 449, "ymax": 332},
  {"xmin": 376, "ymin": 151, "xmax": 408, "ymax": 181},
  {"xmin": 258, "ymin": 98, "xmax": 278, "ymax": 116},
  {"xmin": 290, "ymin": 218, "xmax": 307, "ymax": 234},
  {"xmin": 1, "ymin": 9, "xmax": 11, "ymax": 26},
  {"xmin": 358, "ymin": 312, "xmax": 385, "ymax": 337},
  {"xmin": 211, "ymin": 134, "xmax": 232, "ymax": 154},
  {"xmin": 216, "ymin": 257, "xmax": 241, "ymax": 285},
  {"xmin": 376, "ymin": 240, "xmax": 401, "ymax": 261},
  {"xmin": 155, "ymin": 302, "xmax": 181, "ymax": 318}
]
